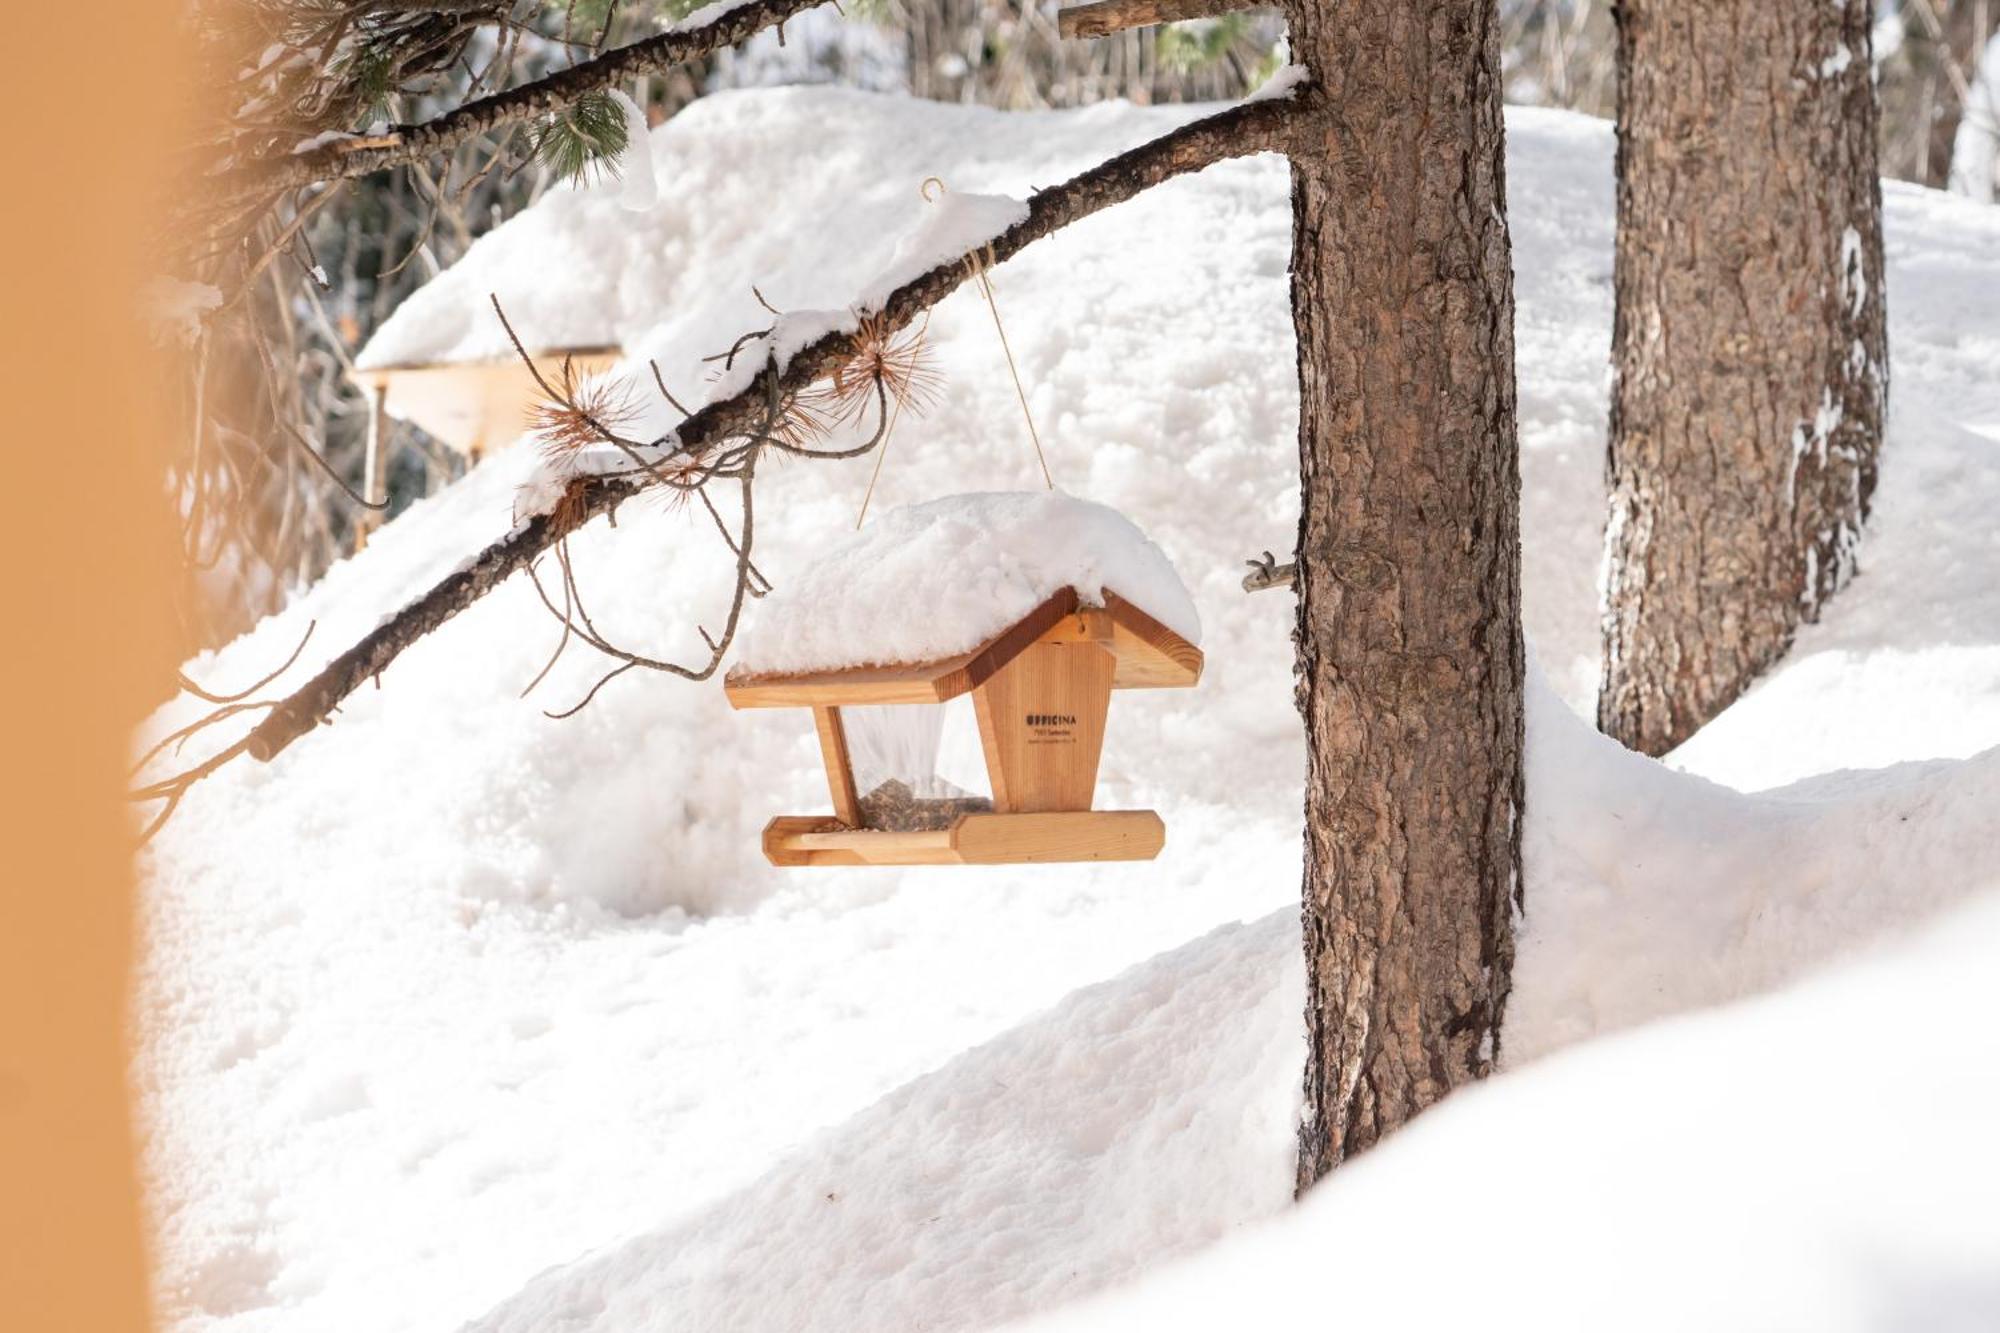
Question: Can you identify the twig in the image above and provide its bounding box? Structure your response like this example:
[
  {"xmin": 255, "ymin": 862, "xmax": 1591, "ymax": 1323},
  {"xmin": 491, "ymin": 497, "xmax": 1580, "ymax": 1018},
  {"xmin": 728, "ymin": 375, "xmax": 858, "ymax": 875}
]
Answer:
[
  {"xmin": 174, "ymin": 620, "xmax": 318, "ymax": 704},
  {"xmin": 1058, "ymin": 0, "xmax": 1265, "ymax": 42},
  {"xmin": 1241, "ymin": 549, "xmax": 1296, "ymax": 592}
]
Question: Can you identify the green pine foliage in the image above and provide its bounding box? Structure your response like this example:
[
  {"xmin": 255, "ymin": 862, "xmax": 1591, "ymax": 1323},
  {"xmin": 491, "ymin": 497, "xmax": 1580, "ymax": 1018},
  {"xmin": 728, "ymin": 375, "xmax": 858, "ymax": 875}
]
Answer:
[
  {"xmin": 532, "ymin": 90, "xmax": 631, "ymax": 183},
  {"xmin": 329, "ymin": 42, "xmax": 397, "ymax": 121}
]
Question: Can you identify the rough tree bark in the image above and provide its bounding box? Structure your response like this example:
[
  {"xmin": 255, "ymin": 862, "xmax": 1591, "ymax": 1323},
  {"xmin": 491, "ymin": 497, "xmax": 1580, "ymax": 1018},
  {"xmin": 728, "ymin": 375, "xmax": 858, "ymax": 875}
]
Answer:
[
  {"xmin": 1288, "ymin": 0, "xmax": 1525, "ymax": 1187},
  {"xmin": 1599, "ymin": 0, "xmax": 1888, "ymax": 756}
]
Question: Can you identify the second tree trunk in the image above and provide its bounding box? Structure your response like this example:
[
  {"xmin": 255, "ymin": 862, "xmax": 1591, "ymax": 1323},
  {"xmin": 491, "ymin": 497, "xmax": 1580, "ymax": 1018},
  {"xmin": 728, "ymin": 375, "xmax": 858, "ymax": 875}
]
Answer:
[{"xmin": 1600, "ymin": 0, "xmax": 1889, "ymax": 755}]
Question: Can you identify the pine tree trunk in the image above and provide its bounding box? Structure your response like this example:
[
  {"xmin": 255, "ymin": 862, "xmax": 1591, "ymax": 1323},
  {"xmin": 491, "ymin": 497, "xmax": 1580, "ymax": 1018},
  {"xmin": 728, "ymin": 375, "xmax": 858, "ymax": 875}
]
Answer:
[
  {"xmin": 1287, "ymin": 0, "xmax": 1525, "ymax": 1189},
  {"xmin": 1599, "ymin": 0, "xmax": 1888, "ymax": 756}
]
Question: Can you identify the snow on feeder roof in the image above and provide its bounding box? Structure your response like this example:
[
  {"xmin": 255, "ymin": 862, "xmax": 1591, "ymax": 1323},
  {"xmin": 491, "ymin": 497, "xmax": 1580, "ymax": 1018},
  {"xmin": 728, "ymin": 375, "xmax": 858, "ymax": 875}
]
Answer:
[
  {"xmin": 725, "ymin": 492, "xmax": 1202, "ymax": 868},
  {"xmin": 730, "ymin": 491, "xmax": 1201, "ymax": 681}
]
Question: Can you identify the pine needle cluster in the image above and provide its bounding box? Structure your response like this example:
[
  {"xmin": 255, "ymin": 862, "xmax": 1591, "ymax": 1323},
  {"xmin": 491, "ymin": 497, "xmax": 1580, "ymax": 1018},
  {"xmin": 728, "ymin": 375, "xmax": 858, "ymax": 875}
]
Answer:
[
  {"xmin": 530, "ymin": 360, "xmax": 644, "ymax": 465},
  {"xmin": 811, "ymin": 315, "xmax": 943, "ymax": 427},
  {"xmin": 531, "ymin": 90, "xmax": 631, "ymax": 184}
]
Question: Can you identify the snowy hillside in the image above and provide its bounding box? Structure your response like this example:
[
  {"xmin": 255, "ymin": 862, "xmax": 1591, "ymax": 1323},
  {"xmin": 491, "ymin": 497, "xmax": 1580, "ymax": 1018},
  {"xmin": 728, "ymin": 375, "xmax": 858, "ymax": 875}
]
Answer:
[
  {"xmin": 136, "ymin": 87, "xmax": 2000, "ymax": 1333},
  {"xmin": 1015, "ymin": 893, "xmax": 2000, "ymax": 1333},
  {"xmin": 465, "ymin": 686, "xmax": 2000, "ymax": 1333}
]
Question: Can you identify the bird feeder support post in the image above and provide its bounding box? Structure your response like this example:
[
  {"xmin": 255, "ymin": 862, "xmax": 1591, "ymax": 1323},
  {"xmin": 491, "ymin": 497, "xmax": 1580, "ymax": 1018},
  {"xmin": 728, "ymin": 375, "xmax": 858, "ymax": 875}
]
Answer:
[{"xmin": 812, "ymin": 705, "xmax": 864, "ymax": 828}]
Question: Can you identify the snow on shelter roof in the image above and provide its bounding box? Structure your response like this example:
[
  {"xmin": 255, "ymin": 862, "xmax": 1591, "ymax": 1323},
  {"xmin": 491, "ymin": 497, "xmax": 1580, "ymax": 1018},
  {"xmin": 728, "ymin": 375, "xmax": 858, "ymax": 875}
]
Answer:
[{"xmin": 727, "ymin": 491, "xmax": 1202, "ymax": 687}]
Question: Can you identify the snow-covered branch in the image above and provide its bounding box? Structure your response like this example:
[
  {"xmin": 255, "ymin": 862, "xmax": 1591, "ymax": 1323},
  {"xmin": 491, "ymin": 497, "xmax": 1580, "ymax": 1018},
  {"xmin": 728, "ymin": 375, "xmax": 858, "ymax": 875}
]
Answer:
[{"xmin": 234, "ymin": 93, "xmax": 1302, "ymax": 767}]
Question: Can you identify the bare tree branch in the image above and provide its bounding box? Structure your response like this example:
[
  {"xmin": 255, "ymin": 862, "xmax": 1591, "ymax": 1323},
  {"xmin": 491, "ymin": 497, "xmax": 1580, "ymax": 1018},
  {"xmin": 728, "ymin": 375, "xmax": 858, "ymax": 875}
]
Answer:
[
  {"xmin": 232, "ymin": 93, "xmax": 1301, "ymax": 767},
  {"xmin": 1058, "ymin": 0, "xmax": 1263, "ymax": 42},
  {"xmin": 1240, "ymin": 550, "xmax": 1295, "ymax": 592}
]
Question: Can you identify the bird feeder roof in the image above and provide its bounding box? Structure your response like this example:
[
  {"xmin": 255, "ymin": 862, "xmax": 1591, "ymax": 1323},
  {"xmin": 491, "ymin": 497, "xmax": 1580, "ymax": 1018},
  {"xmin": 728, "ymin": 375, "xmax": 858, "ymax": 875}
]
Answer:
[
  {"xmin": 724, "ymin": 587, "xmax": 1201, "ymax": 708},
  {"xmin": 724, "ymin": 492, "xmax": 1203, "ymax": 708}
]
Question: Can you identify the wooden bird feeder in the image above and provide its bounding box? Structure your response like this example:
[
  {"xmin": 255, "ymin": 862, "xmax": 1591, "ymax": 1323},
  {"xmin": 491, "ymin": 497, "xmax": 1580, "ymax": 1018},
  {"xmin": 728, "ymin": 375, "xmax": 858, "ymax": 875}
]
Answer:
[{"xmin": 725, "ymin": 586, "xmax": 1202, "ymax": 867}]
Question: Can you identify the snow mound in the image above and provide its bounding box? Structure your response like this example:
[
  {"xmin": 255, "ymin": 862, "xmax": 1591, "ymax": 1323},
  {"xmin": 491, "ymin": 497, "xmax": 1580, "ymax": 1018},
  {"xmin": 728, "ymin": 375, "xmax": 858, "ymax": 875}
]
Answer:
[
  {"xmin": 469, "ymin": 914, "xmax": 1302, "ymax": 1333},
  {"xmin": 1014, "ymin": 892, "xmax": 2000, "ymax": 1333},
  {"xmin": 732, "ymin": 490, "xmax": 1201, "ymax": 676},
  {"xmin": 1511, "ymin": 666, "xmax": 2000, "ymax": 1062},
  {"xmin": 458, "ymin": 669, "xmax": 2000, "ymax": 1333}
]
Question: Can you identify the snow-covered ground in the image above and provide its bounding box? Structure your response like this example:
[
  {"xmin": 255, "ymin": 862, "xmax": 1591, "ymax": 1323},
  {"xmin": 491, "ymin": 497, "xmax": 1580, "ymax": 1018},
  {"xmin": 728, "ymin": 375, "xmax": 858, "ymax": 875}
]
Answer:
[
  {"xmin": 1016, "ymin": 895, "xmax": 2000, "ymax": 1333},
  {"xmin": 137, "ymin": 88, "xmax": 2000, "ymax": 1333}
]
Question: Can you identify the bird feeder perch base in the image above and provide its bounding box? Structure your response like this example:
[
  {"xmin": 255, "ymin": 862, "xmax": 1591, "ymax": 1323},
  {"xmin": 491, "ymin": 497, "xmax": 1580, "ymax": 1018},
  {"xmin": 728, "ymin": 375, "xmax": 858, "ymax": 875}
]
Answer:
[{"xmin": 761, "ymin": 810, "xmax": 1166, "ymax": 867}]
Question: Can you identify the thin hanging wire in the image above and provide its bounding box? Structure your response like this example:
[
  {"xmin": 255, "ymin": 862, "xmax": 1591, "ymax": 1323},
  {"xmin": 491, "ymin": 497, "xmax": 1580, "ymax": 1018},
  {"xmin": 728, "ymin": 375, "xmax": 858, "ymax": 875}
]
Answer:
[
  {"xmin": 854, "ymin": 177, "xmax": 1055, "ymax": 529},
  {"xmin": 968, "ymin": 245, "xmax": 1054, "ymax": 491}
]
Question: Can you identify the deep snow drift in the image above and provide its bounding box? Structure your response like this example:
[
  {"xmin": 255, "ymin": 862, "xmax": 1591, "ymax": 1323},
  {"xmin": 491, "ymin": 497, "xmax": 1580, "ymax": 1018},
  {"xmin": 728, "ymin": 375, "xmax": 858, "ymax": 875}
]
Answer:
[
  {"xmin": 468, "ymin": 682, "xmax": 2000, "ymax": 1333},
  {"xmin": 1016, "ymin": 892, "xmax": 2000, "ymax": 1333},
  {"xmin": 136, "ymin": 87, "xmax": 2000, "ymax": 1333}
]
